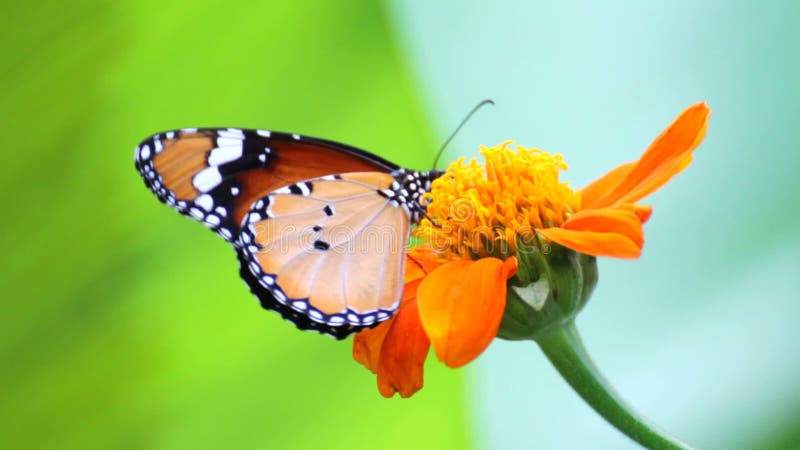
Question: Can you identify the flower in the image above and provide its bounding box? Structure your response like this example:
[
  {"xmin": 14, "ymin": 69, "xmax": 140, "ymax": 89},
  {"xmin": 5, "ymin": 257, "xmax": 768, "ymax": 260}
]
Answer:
[{"xmin": 353, "ymin": 102, "xmax": 710, "ymax": 397}]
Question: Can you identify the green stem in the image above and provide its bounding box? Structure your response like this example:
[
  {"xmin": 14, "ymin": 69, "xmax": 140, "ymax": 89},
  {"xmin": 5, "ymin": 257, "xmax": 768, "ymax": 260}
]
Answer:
[{"xmin": 535, "ymin": 321, "xmax": 693, "ymax": 450}]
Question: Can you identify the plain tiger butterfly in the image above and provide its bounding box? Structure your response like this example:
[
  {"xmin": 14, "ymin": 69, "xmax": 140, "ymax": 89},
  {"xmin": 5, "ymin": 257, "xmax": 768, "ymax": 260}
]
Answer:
[{"xmin": 134, "ymin": 128, "xmax": 442, "ymax": 339}]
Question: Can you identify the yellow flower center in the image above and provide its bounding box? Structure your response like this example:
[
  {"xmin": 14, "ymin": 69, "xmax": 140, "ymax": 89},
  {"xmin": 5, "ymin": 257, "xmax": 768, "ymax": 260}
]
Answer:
[{"xmin": 415, "ymin": 141, "xmax": 579, "ymax": 258}]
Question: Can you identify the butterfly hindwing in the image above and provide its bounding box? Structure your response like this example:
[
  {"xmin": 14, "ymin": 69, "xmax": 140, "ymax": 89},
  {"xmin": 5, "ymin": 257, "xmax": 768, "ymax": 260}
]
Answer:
[{"xmin": 239, "ymin": 173, "xmax": 411, "ymax": 338}]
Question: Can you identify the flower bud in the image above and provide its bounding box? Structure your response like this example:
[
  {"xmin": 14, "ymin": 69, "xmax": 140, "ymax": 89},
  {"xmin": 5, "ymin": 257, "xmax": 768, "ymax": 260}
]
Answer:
[{"xmin": 497, "ymin": 235, "xmax": 598, "ymax": 340}]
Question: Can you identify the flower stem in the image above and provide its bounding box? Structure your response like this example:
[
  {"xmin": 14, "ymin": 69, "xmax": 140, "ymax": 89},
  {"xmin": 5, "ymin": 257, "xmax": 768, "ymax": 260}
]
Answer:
[{"xmin": 534, "ymin": 321, "xmax": 693, "ymax": 450}]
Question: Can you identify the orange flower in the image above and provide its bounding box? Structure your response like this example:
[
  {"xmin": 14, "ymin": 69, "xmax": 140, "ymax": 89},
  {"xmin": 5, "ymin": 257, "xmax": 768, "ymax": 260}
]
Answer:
[{"xmin": 353, "ymin": 102, "xmax": 710, "ymax": 397}]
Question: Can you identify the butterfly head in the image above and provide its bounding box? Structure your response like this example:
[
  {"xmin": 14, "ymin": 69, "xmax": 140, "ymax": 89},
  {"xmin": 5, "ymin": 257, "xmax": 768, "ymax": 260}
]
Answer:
[{"xmin": 383, "ymin": 169, "xmax": 443, "ymax": 223}]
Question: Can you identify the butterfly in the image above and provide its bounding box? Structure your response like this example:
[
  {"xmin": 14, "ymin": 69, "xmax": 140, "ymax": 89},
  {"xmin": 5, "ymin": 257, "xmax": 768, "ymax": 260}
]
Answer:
[{"xmin": 134, "ymin": 128, "xmax": 442, "ymax": 339}]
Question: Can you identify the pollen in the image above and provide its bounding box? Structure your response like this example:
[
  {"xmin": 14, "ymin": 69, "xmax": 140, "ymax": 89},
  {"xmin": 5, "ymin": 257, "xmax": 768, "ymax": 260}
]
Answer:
[{"xmin": 415, "ymin": 141, "xmax": 579, "ymax": 258}]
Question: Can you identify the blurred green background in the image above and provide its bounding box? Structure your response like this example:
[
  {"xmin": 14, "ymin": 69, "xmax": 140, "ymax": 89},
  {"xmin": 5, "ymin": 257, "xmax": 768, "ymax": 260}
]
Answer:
[{"xmin": 2, "ymin": 1, "xmax": 798, "ymax": 449}]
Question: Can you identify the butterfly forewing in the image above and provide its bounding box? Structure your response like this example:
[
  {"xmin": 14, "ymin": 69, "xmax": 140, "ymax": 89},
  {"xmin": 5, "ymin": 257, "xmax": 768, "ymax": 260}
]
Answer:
[{"xmin": 134, "ymin": 128, "xmax": 398, "ymax": 242}]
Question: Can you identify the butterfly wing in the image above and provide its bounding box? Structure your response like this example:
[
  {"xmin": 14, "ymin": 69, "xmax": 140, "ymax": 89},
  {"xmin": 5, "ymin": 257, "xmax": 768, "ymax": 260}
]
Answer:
[
  {"xmin": 134, "ymin": 128, "xmax": 399, "ymax": 242},
  {"xmin": 238, "ymin": 172, "xmax": 412, "ymax": 338}
]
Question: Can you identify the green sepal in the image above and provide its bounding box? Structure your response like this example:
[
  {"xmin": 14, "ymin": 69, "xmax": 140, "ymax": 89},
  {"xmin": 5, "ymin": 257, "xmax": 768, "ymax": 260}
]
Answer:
[{"xmin": 497, "ymin": 235, "xmax": 598, "ymax": 340}]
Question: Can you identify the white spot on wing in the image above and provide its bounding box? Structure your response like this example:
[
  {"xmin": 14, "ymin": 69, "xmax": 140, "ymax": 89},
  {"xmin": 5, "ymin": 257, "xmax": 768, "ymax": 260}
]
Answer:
[
  {"xmin": 195, "ymin": 194, "xmax": 214, "ymax": 211},
  {"xmin": 189, "ymin": 207, "xmax": 205, "ymax": 220},
  {"xmin": 205, "ymin": 214, "xmax": 221, "ymax": 226},
  {"xmin": 208, "ymin": 145, "xmax": 243, "ymax": 165},
  {"xmin": 216, "ymin": 137, "xmax": 242, "ymax": 148},
  {"xmin": 329, "ymin": 316, "xmax": 345, "ymax": 325},
  {"xmin": 218, "ymin": 128, "xmax": 244, "ymax": 139},
  {"xmin": 193, "ymin": 167, "xmax": 222, "ymax": 192},
  {"xmin": 139, "ymin": 144, "xmax": 151, "ymax": 160},
  {"xmin": 292, "ymin": 301, "xmax": 307, "ymax": 311},
  {"xmin": 257, "ymin": 129, "xmax": 271, "ymax": 138}
]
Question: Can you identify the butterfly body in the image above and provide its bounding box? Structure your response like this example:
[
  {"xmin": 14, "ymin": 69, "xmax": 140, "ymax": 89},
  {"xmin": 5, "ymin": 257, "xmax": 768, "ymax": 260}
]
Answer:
[{"xmin": 135, "ymin": 128, "xmax": 441, "ymax": 338}]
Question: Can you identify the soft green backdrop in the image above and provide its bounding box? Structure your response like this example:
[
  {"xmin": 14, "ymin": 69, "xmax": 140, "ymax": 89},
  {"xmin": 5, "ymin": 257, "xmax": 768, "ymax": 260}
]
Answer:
[
  {"xmin": 3, "ymin": 1, "xmax": 799, "ymax": 450},
  {"xmin": 1, "ymin": 2, "xmax": 470, "ymax": 449}
]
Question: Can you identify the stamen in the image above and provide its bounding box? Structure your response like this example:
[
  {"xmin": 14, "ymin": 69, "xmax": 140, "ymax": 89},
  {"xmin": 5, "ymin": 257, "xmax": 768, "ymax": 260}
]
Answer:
[{"xmin": 415, "ymin": 142, "xmax": 579, "ymax": 258}]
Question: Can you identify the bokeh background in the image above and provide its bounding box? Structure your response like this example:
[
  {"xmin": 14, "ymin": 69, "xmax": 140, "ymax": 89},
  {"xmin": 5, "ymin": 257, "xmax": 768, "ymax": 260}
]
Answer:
[{"xmin": 3, "ymin": 1, "xmax": 798, "ymax": 449}]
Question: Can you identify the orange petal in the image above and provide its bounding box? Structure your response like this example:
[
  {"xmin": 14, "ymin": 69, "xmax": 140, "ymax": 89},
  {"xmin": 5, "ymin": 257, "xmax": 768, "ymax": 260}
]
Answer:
[
  {"xmin": 561, "ymin": 207, "xmax": 644, "ymax": 248},
  {"xmin": 353, "ymin": 318, "xmax": 394, "ymax": 374},
  {"xmin": 619, "ymin": 154, "xmax": 693, "ymax": 204},
  {"xmin": 616, "ymin": 202, "xmax": 653, "ymax": 223},
  {"xmin": 586, "ymin": 102, "xmax": 710, "ymax": 208},
  {"xmin": 376, "ymin": 281, "xmax": 430, "ymax": 398},
  {"xmin": 354, "ymin": 279, "xmax": 431, "ymax": 398},
  {"xmin": 405, "ymin": 247, "xmax": 446, "ymax": 282},
  {"xmin": 581, "ymin": 161, "xmax": 635, "ymax": 209},
  {"xmin": 537, "ymin": 227, "xmax": 641, "ymax": 259},
  {"xmin": 417, "ymin": 257, "xmax": 518, "ymax": 368}
]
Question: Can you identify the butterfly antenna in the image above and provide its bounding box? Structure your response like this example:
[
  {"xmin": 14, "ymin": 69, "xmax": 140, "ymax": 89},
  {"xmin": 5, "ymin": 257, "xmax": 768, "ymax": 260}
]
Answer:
[{"xmin": 432, "ymin": 99, "xmax": 495, "ymax": 169}]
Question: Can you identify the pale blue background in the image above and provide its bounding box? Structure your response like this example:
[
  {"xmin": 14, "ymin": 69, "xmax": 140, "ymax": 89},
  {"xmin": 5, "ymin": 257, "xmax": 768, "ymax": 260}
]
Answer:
[{"xmin": 393, "ymin": 1, "xmax": 800, "ymax": 449}]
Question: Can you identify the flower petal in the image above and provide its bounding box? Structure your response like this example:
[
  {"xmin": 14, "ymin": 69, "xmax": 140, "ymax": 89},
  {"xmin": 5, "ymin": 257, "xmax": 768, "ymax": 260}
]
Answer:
[
  {"xmin": 561, "ymin": 207, "xmax": 644, "ymax": 248},
  {"xmin": 417, "ymin": 257, "xmax": 518, "ymax": 368},
  {"xmin": 616, "ymin": 202, "xmax": 653, "ymax": 223},
  {"xmin": 581, "ymin": 161, "xmax": 635, "ymax": 209},
  {"xmin": 405, "ymin": 247, "xmax": 447, "ymax": 282},
  {"xmin": 537, "ymin": 227, "xmax": 641, "ymax": 259},
  {"xmin": 585, "ymin": 102, "xmax": 710, "ymax": 208},
  {"xmin": 619, "ymin": 154, "xmax": 693, "ymax": 204},
  {"xmin": 353, "ymin": 318, "xmax": 393, "ymax": 374},
  {"xmin": 376, "ymin": 280, "xmax": 430, "ymax": 398}
]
